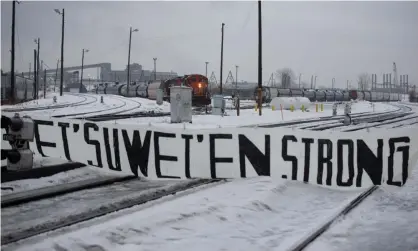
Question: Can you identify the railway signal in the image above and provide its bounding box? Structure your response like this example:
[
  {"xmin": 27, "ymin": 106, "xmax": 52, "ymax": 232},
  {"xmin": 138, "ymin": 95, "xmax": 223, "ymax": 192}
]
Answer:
[{"xmin": 1, "ymin": 114, "xmax": 35, "ymax": 171}]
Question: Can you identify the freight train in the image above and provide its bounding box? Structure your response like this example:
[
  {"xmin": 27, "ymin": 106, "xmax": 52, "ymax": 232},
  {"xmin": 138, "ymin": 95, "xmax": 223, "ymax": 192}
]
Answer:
[
  {"xmin": 254, "ymin": 86, "xmax": 404, "ymax": 103},
  {"xmin": 95, "ymin": 74, "xmax": 211, "ymax": 106},
  {"xmin": 1, "ymin": 74, "xmax": 35, "ymax": 105}
]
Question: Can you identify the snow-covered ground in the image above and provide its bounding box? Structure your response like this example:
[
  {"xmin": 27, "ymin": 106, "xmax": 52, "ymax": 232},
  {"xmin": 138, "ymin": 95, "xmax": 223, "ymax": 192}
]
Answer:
[
  {"xmin": 1, "ymin": 92, "xmax": 171, "ymax": 119},
  {"xmin": 109, "ymin": 101, "xmax": 397, "ymax": 129},
  {"xmin": 2, "ymin": 91, "xmax": 398, "ymax": 129},
  {"xmin": 1, "ymin": 92, "xmax": 86, "ymax": 110},
  {"xmin": 1, "ymin": 178, "xmax": 370, "ymax": 251},
  {"xmin": 4, "ymin": 166, "xmax": 417, "ymax": 251},
  {"xmin": 0, "ymin": 165, "xmax": 126, "ymax": 196},
  {"xmin": 306, "ymin": 166, "xmax": 418, "ymax": 251},
  {"xmin": 1, "ymin": 93, "xmax": 417, "ymax": 251}
]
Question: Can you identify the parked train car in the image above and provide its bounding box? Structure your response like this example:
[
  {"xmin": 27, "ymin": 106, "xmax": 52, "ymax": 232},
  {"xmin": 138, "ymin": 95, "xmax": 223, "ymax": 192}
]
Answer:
[
  {"xmin": 136, "ymin": 82, "xmax": 149, "ymax": 98},
  {"xmin": 95, "ymin": 74, "xmax": 211, "ymax": 106},
  {"xmin": 254, "ymin": 86, "xmax": 403, "ymax": 104},
  {"xmin": 120, "ymin": 82, "xmax": 138, "ymax": 97},
  {"xmin": 145, "ymin": 74, "xmax": 211, "ymax": 106},
  {"xmin": 1, "ymin": 74, "xmax": 35, "ymax": 105}
]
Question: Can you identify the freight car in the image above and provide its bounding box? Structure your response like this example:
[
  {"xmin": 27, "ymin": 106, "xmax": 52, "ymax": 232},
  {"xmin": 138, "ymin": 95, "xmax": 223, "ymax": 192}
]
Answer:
[
  {"xmin": 95, "ymin": 74, "xmax": 211, "ymax": 106},
  {"xmin": 254, "ymin": 86, "xmax": 403, "ymax": 103}
]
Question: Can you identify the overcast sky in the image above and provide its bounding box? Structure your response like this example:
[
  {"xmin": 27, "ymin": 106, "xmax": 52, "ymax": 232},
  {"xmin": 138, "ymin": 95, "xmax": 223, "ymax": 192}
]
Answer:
[{"xmin": 1, "ymin": 1, "xmax": 417, "ymax": 88}]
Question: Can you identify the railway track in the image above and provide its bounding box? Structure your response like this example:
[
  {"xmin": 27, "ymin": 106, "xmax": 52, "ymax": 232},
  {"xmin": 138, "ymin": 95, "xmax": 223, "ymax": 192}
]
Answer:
[
  {"xmin": 1, "ymin": 93, "xmax": 97, "ymax": 113},
  {"xmin": 1, "ymin": 178, "xmax": 224, "ymax": 245},
  {"xmin": 52, "ymin": 95, "xmax": 131, "ymax": 118},
  {"xmin": 1, "ymin": 103, "xmax": 416, "ymax": 249},
  {"xmin": 284, "ymin": 103, "xmax": 417, "ymax": 250},
  {"xmin": 1, "ymin": 162, "xmax": 85, "ymax": 183},
  {"xmin": 68, "ymin": 95, "xmax": 143, "ymax": 119},
  {"xmin": 287, "ymin": 186, "xmax": 379, "ymax": 251}
]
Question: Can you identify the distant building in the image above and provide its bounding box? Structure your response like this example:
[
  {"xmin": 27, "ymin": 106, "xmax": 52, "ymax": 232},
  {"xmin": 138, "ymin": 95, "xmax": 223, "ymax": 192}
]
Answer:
[{"xmin": 105, "ymin": 63, "xmax": 177, "ymax": 82}]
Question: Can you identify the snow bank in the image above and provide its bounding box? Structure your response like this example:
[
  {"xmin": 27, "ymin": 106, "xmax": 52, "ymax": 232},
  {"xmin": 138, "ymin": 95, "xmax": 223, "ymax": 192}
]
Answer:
[{"xmin": 270, "ymin": 97, "xmax": 311, "ymax": 110}]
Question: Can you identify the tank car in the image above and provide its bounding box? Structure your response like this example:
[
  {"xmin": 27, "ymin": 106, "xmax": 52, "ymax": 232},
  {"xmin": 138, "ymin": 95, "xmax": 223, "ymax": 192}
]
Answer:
[
  {"xmin": 119, "ymin": 82, "xmax": 138, "ymax": 97},
  {"xmin": 315, "ymin": 90, "xmax": 327, "ymax": 102},
  {"xmin": 95, "ymin": 83, "xmax": 106, "ymax": 94},
  {"xmin": 105, "ymin": 82, "xmax": 123, "ymax": 95},
  {"xmin": 135, "ymin": 82, "xmax": 149, "ymax": 98},
  {"xmin": 254, "ymin": 86, "xmax": 271, "ymax": 103},
  {"xmin": 146, "ymin": 80, "xmax": 165, "ymax": 100},
  {"xmin": 277, "ymin": 88, "xmax": 292, "ymax": 98},
  {"xmin": 291, "ymin": 89, "xmax": 304, "ymax": 99},
  {"xmin": 303, "ymin": 89, "xmax": 316, "ymax": 102},
  {"xmin": 269, "ymin": 87, "xmax": 279, "ymax": 99}
]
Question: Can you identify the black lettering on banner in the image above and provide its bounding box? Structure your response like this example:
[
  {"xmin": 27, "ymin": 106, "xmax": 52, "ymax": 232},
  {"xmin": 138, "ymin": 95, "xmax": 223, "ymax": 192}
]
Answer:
[
  {"xmin": 34, "ymin": 120, "xmax": 56, "ymax": 157},
  {"xmin": 317, "ymin": 139, "xmax": 333, "ymax": 186},
  {"xmin": 181, "ymin": 134, "xmax": 193, "ymax": 178},
  {"xmin": 336, "ymin": 140, "xmax": 354, "ymax": 187},
  {"xmin": 282, "ymin": 135, "xmax": 298, "ymax": 180},
  {"xmin": 122, "ymin": 129, "xmax": 151, "ymax": 177},
  {"xmin": 103, "ymin": 128, "xmax": 121, "ymax": 171},
  {"xmin": 210, "ymin": 134, "xmax": 233, "ymax": 179},
  {"xmin": 57, "ymin": 122, "xmax": 71, "ymax": 161},
  {"xmin": 302, "ymin": 138, "xmax": 314, "ymax": 183},
  {"xmin": 238, "ymin": 134, "xmax": 270, "ymax": 177},
  {"xmin": 356, "ymin": 139, "xmax": 383, "ymax": 187},
  {"xmin": 387, "ymin": 137, "xmax": 410, "ymax": 186},
  {"xmin": 154, "ymin": 131, "xmax": 180, "ymax": 179},
  {"xmin": 83, "ymin": 122, "xmax": 103, "ymax": 167}
]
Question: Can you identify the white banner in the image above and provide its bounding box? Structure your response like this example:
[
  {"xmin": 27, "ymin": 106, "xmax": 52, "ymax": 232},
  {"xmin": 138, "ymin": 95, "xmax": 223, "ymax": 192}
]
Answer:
[{"xmin": 3, "ymin": 117, "xmax": 418, "ymax": 190}]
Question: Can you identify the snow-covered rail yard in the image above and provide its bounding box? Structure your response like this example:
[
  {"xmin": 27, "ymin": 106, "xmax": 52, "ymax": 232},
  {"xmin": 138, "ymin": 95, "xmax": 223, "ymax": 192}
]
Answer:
[{"xmin": 2, "ymin": 93, "xmax": 418, "ymax": 251}]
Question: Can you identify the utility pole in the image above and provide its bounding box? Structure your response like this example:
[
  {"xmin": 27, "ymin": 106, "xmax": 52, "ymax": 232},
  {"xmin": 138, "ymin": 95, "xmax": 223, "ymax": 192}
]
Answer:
[
  {"xmin": 33, "ymin": 49, "xmax": 37, "ymax": 99},
  {"xmin": 10, "ymin": 0, "xmax": 20, "ymax": 103},
  {"xmin": 298, "ymin": 73, "xmax": 302, "ymax": 89},
  {"xmin": 43, "ymin": 69, "xmax": 47, "ymax": 98},
  {"xmin": 332, "ymin": 77, "xmax": 335, "ymax": 89},
  {"xmin": 153, "ymin": 57, "xmax": 157, "ymax": 80},
  {"xmin": 80, "ymin": 48, "xmax": 89, "ymax": 93},
  {"xmin": 257, "ymin": 0, "xmax": 262, "ymax": 116},
  {"xmin": 55, "ymin": 8, "xmax": 65, "ymax": 96},
  {"xmin": 127, "ymin": 27, "xmax": 138, "ymax": 95},
  {"xmin": 235, "ymin": 65, "xmax": 239, "ymax": 90},
  {"xmin": 314, "ymin": 75, "xmax": 317, "ymax": 89},
  {"xmin": 54, "ymin": 59, "xmax": 59, "ymax": 92},
  {"xmin": 34, "ymin": 38, "xmax": 40, "ymax": 99},
  {"xmin": 220, "ymin": 23, "xmax": 225, "ymax": 95},
  {"xmin": 205, "ymin": 62, "xmax": 209, "ymax": 77},
  {"xmin": 28, "ymin": 63, "xmax": 31, "ymax": 79}
]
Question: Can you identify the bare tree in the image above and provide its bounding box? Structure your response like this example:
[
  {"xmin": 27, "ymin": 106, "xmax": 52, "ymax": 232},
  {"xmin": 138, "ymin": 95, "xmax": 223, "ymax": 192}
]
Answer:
[
  {"xmin": 357, "ymin": 72, "xmax": 371, "ymax": 90},
  {"xmin": 275, "ymin": 68, "xmax": 296, "ymax": 88}
]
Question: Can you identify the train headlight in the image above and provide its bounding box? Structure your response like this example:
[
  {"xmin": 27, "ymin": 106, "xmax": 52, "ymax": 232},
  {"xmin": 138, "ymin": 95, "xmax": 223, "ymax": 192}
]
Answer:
[{"xmin": 198, "ymin": 83, "xmax": 202, "ymax": 88}]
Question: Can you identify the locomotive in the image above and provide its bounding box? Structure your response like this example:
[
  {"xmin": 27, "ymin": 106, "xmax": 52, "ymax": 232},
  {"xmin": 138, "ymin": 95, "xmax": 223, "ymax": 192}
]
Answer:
[
  {"xmin": 95, "ymin": 74, "xmax": 211, "ymax": 106},
  {"xmin": 254, "ymin": 86, "xmax": 404, "ymax": 103},
  {"xmin": 1, "ymin": 74, "xmax": 35, "ymax": 105}
]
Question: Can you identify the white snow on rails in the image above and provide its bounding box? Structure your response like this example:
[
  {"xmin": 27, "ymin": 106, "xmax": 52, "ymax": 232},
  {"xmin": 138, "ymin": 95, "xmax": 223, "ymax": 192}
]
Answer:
[{"xmin": 2, "ymin": 92, "xmax": 418, "ymax": 251}]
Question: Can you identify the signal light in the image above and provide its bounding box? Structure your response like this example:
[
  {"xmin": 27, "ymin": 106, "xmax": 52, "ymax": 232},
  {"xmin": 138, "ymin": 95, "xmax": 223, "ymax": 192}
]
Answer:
[{"xmin": 2, "ymin": 114, "xmax": 35, "ymax": 171}]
